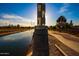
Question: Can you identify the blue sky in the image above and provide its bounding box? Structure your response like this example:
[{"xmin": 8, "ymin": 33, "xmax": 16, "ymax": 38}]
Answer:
[
  {"xmin": 46, "ymin": 3, "xmax": 79, "ymax": 26},
  {"xmin": 0, "ymin": 3, "xmax": 79, "ymax": 26}
]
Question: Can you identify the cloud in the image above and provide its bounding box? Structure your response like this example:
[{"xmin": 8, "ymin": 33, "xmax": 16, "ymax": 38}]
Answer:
[
  {"xmin": 2, "ymin": 14, "xmax": 18, "ymax": 19},
  {"xmin": 59, "ymin": 4, "xmax": 70, "ymax": 13},
  {"xmin": 46, "ymin": 13, "xmax": 56, "ymax": 26},
  {"xmin": 2, "ymin": 14, "xmax": 26, "ymax": 21},
  {"xmin": 0, "ymin": 14, "xmax": 36, "ymax": 26}
]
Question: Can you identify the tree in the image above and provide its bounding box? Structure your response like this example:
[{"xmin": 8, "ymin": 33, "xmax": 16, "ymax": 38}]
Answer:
[{"xmin": 17, "ymin": 24, "xmax": 20, "ymax": 28}]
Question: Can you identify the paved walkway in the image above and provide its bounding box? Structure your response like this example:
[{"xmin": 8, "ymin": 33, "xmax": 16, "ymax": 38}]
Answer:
[{"xmin": 49, "ymin": 31, "xmax": 79, "ymax": 53}]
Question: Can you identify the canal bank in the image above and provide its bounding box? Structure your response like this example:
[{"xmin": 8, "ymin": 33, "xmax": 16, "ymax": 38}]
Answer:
[{"xmin": 0, "ymin": 29, "xmax": 33, "ymax": 37}]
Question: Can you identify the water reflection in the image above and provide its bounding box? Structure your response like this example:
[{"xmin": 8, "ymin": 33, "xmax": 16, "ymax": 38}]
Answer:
[{"xmin": 0, "ymin": 30, "xmax": 34, "ymax": 56}]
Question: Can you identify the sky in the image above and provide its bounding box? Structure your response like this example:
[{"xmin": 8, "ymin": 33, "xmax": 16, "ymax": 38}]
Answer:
[{"xmin": 0, "ymin": 3, "xmax": 79, "ymax": 26}]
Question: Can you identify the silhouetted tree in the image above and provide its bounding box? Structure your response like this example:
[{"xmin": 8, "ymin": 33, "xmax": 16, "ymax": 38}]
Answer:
[
  {"xmin": 17, "ymin": 24, "xmax": 20, "ymax": 28},
  {"xmin": 70, "ymin": 20, "xmax": 73, "ymax": 27}
]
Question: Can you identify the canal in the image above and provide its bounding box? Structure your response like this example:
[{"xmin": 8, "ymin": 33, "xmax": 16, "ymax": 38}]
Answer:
[{"xmin": 0, "ymin": 30, "xmax": 34, "ymax": 56}]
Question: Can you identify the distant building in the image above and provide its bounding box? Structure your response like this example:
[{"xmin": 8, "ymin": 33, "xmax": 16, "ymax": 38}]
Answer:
[{"xmin": 56, "ymin": 16, "xmax": 67, "ymax": 29}]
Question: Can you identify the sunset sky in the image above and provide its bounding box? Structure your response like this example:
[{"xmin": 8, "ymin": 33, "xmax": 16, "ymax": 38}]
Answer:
[{"xmin": 0, "ymin": 3, "xmax": 79, "ymax": 26}]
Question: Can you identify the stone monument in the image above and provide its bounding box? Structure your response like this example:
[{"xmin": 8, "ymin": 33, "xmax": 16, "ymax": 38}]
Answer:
[{"xmin": 32, "ymin": 3, "xmax": 49, "ymax": 56}]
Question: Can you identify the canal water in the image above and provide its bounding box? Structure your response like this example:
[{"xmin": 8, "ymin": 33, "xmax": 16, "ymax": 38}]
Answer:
[{"xmin": 0, "ymin": 30, "xmax": 34, "ymax": 56}]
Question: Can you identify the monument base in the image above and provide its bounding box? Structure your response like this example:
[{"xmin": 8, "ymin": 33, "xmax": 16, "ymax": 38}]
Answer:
[{"xmin": 32, "ymin": 26, "xmax": 49, "ymax": 56}]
